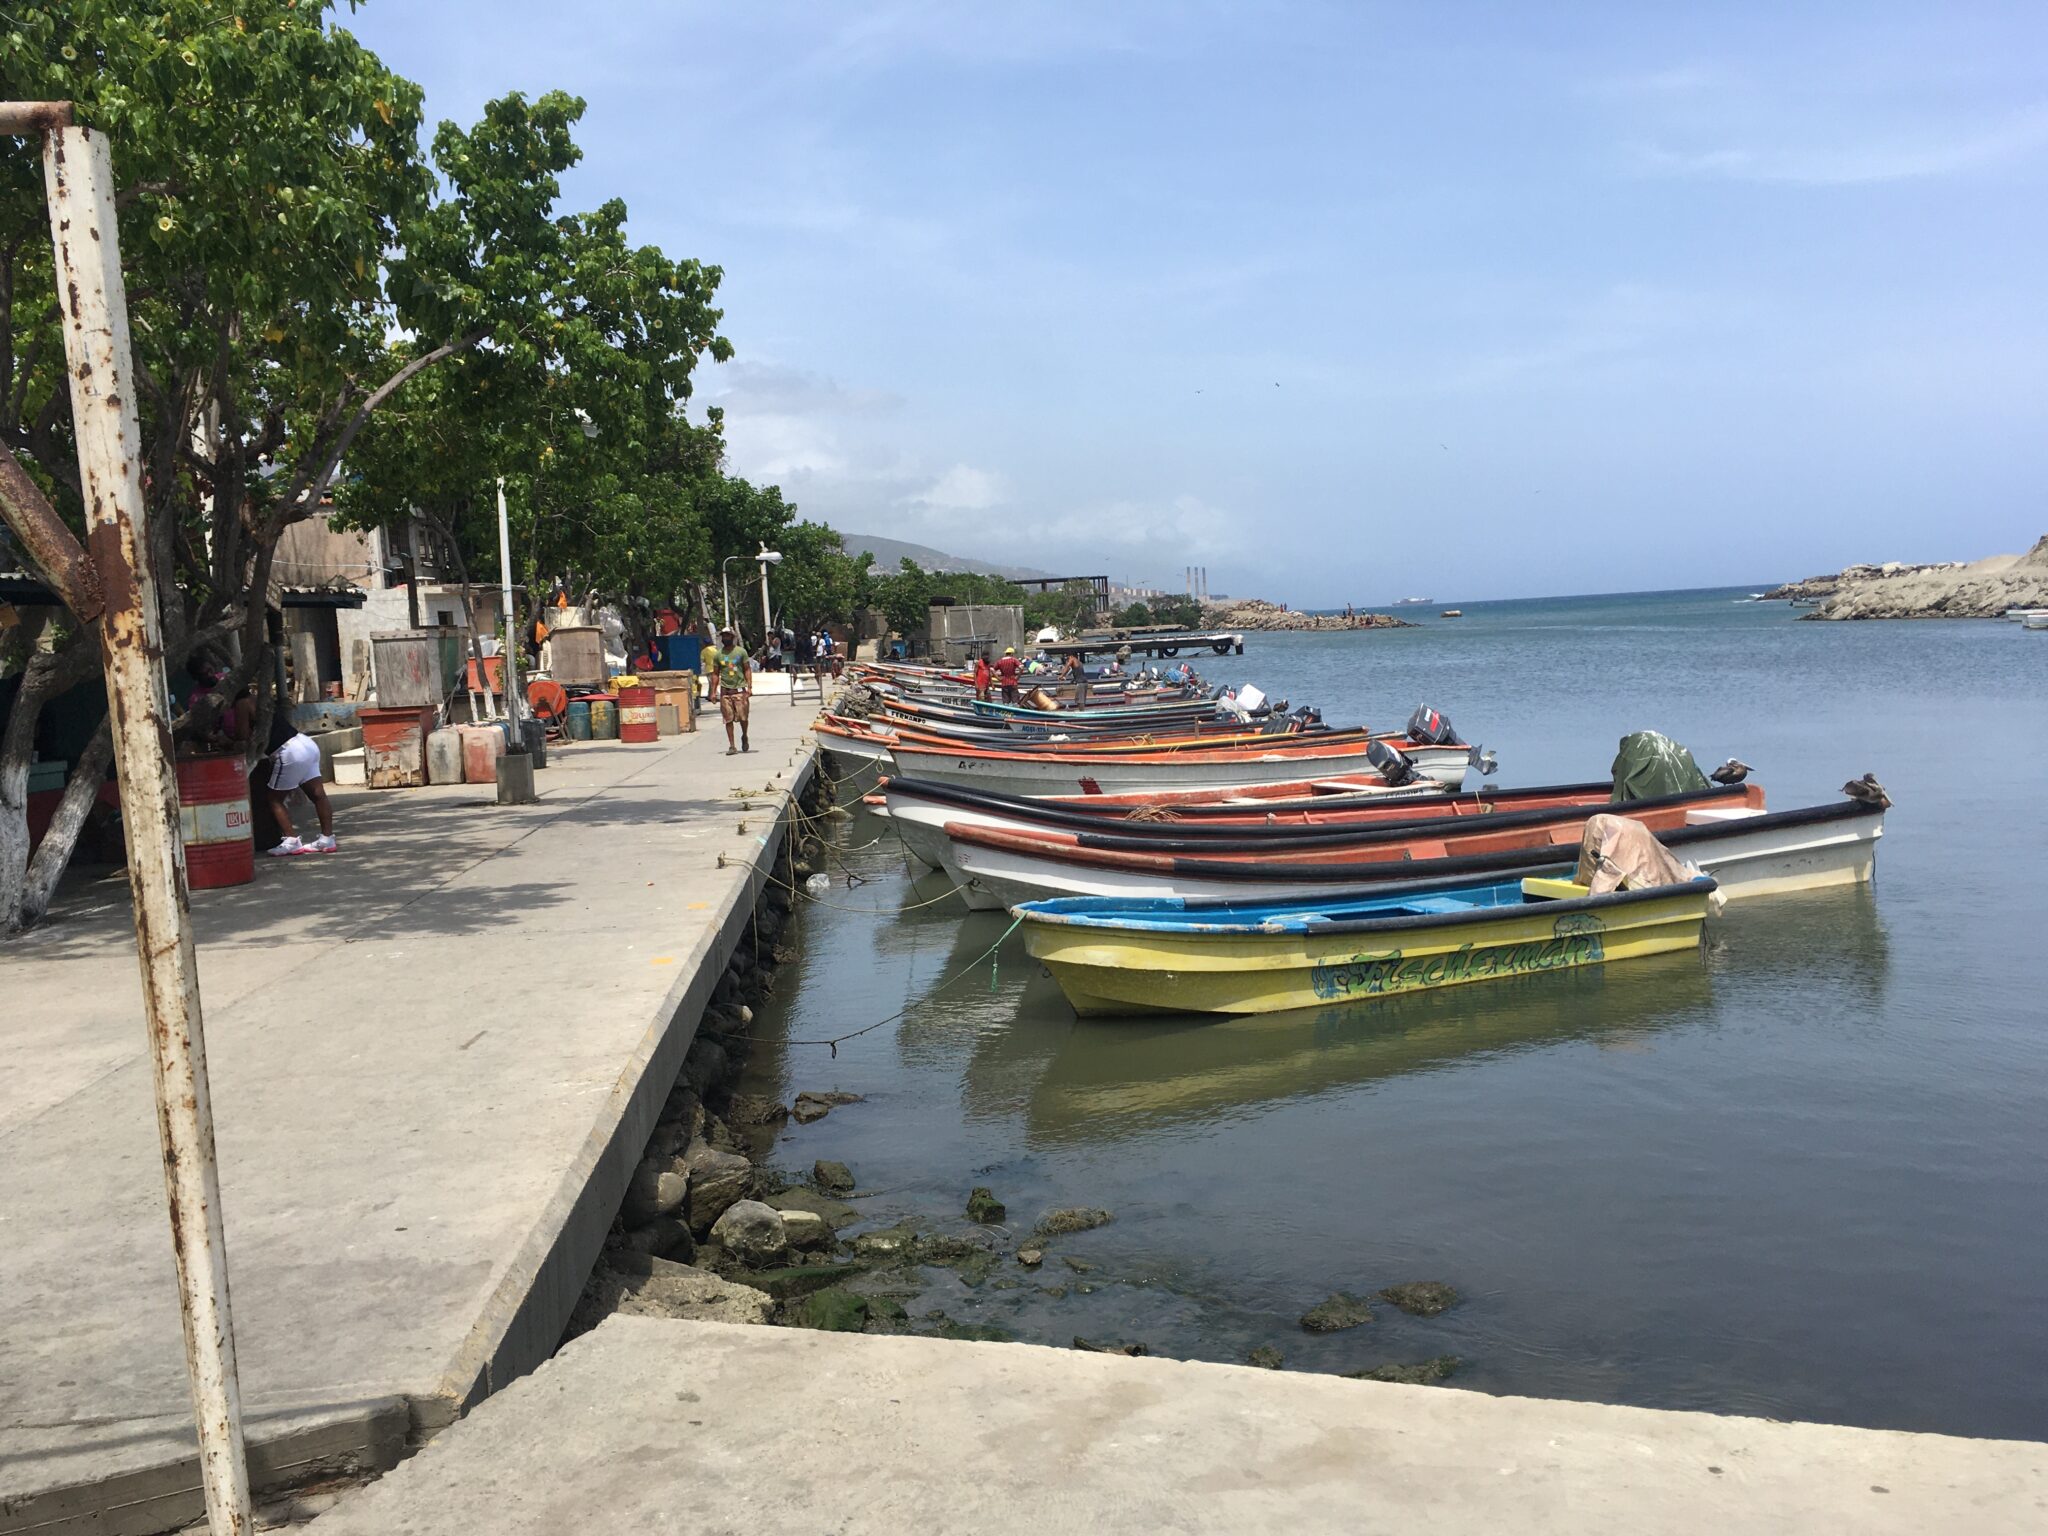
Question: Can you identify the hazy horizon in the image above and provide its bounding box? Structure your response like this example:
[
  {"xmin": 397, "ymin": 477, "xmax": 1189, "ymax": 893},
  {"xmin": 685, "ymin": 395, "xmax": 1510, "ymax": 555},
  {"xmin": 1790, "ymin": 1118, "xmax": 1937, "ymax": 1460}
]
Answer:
[{"xmin": 350, "ymin": 2, "xmax": 2048, "ymax": 605}]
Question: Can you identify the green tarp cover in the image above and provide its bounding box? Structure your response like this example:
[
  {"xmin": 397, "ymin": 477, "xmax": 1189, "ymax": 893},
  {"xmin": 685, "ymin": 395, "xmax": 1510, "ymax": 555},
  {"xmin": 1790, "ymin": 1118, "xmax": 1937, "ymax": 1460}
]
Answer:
[{"xmin": 1610, "ymin": 731, "xmax": 1710, "ymax": 803}]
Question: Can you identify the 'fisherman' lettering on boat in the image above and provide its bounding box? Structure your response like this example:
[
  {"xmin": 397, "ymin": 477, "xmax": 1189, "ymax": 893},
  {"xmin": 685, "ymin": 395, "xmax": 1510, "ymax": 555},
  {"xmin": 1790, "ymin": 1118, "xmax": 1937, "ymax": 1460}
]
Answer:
[{"xmin": 1308, "ymin": 927, "xmax": 1608, "ymax": 1000}]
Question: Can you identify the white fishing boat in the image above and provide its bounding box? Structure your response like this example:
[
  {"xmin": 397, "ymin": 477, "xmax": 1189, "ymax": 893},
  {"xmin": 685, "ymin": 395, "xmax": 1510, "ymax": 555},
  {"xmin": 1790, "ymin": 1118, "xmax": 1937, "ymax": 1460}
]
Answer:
[
  {"xmin": 877, "ymin": 774, "xmax": 1447, "ymax": 871},
  {"xmin": 934, "ymin": 800, "xmax": 1885, "ymax": 912},
  {"xmin": 882, "ymin": 737, "xmax": 1479, "ymax": 802}
]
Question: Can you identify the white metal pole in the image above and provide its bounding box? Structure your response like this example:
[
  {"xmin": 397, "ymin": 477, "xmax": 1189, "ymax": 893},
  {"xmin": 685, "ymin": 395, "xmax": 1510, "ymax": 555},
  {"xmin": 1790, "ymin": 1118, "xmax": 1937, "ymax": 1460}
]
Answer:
[
  {"xmin": 43, "ymin": 122, "xmax": 254, "ymax": 1536},
  {"xmin": 758, "ymin": 559, "xmax": 774, "ymax": 659},
  {"xmin": 720, "ymin": 557, "xmax": 734, "ymax": 634},
  {"xmin": 496, "ymin": 477, "xmax": 521, "ymax": 736}
]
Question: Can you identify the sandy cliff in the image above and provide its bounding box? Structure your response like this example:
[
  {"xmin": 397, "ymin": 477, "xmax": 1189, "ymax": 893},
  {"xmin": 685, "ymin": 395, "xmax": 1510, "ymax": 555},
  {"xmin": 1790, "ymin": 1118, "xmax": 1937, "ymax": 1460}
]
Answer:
[{"xmin": 1764, "ymin": 537, "xmax": 2048, "ymax": 619}]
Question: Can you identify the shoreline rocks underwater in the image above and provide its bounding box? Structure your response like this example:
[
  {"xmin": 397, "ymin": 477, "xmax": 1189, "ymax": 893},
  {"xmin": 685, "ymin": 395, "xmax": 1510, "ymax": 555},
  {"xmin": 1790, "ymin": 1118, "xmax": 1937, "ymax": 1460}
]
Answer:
[{"xmin": 563, "ymin": 761, "xmax": 1466, "ymax": 1384}]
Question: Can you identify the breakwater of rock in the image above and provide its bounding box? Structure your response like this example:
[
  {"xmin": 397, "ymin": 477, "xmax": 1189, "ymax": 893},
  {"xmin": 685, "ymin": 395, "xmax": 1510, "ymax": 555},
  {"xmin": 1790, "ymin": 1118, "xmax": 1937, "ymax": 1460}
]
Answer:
[
  {"xmin": 1763, "ymin": 536, "xmax": 2048, "ymax": 619},
  {"xmin": 1203, "ymin": 599, "xmax": 1415, "ymax": 632}
]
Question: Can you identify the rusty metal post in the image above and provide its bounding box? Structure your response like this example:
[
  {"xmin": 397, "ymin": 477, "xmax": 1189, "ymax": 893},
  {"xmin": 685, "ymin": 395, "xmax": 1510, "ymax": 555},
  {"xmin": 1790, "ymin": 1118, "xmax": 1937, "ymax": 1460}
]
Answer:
[{"xmin": 42, "ymin": 123, "xmax": 255, "ymax": 1536}]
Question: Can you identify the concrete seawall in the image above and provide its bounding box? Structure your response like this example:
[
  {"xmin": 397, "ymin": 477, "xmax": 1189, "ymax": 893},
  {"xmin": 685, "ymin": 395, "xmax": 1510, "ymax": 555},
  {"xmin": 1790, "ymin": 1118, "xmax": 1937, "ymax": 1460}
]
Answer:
[
  {"xmin": 311, "ymin": 1317, "xmax": 2048, "ymax": 1535},
  {"xmin": 0, "ymin": 706, "xmax": 819, "ymax": 1534}
]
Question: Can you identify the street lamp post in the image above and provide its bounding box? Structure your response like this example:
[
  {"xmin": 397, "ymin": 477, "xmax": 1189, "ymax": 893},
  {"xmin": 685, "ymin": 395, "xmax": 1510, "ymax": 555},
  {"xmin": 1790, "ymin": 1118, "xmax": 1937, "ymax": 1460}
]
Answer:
[
  {"xmin": 756, "ymin": 545, "xmax": 783, "ymax": 653},
  {"xmin": 720, "ymin": 553, "xmax": 745, "ymax": 635},
  {"xmin": 753, "ymin": 544, "xmax": 782, "ymax": 708},
  {"xmin": 495, "ymin": 477, "xmax": 521, "ymax": 733}
]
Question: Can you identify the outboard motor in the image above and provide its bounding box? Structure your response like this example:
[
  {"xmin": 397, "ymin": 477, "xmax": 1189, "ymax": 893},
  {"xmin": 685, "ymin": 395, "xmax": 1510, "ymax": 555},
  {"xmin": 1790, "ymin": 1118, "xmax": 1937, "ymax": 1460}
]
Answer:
[
  {"xmin": 1367, "ymin": 739, "xmax": 1420, "ymax": 787},
  {"xmin": 1406, "ymin": 705, "xmax": 1464, "ymax": 747}
]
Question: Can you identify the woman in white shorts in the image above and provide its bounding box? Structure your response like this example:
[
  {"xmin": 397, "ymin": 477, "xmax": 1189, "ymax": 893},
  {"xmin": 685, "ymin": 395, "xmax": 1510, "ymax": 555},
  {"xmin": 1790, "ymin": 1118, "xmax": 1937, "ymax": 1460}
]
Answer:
[{"xmin": 232, "ymin": 689, "xmax": 337, "ymax": 856}]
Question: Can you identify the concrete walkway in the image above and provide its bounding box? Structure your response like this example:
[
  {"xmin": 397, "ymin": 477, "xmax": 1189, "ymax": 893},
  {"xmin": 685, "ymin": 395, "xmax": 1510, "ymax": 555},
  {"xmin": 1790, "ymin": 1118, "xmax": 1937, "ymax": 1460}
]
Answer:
[
  {"xmin": 308, "ymin": 1316, "xmax": 2048, "ymax": 1534},
  {"xmin": 0, "ymin": 704, "xmax": 817, "ymax": 1534}
]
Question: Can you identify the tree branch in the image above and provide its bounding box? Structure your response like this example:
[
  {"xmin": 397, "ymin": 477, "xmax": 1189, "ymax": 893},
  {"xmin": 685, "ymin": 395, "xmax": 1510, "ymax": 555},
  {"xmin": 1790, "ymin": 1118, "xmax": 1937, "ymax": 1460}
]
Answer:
[
  {"xmin": 0, "ymin": 447, "xmax": 103, "ymax": 620},
  {"xmin": 286, "ymin": 328, "xmax": 488, "ymax": 522}
]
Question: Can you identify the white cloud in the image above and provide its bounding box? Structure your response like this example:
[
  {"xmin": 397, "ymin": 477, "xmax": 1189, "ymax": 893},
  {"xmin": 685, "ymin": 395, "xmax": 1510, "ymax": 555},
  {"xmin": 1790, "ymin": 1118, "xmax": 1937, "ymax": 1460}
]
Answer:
[
  {"xmin": 905, "ymin": 464, "xmax": 1007, "ymax": 511},
  {"xmin": 1632, "ymin": 102, "xmax": 2048, "ymax": 185}
]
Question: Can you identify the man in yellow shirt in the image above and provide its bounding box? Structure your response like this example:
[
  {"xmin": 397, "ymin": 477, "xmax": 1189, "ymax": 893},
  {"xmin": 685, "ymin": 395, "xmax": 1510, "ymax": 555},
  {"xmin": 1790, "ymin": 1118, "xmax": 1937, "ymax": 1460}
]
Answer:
[{"xmin": 708, "ymin": 625, "xmax": 752, "ymax": 755}]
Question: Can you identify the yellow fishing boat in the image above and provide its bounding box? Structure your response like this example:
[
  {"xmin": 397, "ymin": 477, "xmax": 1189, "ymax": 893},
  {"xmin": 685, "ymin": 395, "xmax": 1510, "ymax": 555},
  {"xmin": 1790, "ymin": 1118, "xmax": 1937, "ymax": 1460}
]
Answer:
[{"xmin": 1016, "ymin": 874, "xmax": 1715, "ymax": 1018}]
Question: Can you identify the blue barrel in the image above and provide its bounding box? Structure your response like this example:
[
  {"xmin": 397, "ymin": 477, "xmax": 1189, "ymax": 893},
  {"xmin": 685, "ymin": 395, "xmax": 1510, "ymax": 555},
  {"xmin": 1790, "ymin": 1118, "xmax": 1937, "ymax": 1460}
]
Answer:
[
  {"xmin": 566, "ymin": 698, "xmax": 593, "ymax": 740},
  {"xmin": 658, "ymin": 633, "xmax": 704, "ymax": 674}
]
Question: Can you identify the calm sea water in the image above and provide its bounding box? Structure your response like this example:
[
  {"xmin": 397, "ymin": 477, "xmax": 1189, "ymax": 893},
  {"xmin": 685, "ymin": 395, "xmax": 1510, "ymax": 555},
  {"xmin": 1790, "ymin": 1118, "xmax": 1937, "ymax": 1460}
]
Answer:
[{"xmin": 740, "ymin": 587, "xmax": 2048, "ymax": 1439}]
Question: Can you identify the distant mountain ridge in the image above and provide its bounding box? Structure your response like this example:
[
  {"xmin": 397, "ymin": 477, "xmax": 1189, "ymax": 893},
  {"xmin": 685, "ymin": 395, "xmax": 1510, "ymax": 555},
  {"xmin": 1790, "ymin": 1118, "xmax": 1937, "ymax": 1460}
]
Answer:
[{"xmin": 837, "ymin": 532, "xmax": 1055, "ymax": 582}]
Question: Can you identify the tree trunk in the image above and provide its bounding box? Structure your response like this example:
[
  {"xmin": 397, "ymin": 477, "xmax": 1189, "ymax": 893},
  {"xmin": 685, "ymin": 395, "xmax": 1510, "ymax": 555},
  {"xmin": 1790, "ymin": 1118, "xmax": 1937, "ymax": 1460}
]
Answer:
[
  {"xmin": 0, "ymin": 631, "xmax": 102, "ymax": 935},
  {"xmin": 18, "ymin": 716, "xmax": 113, "ymax": 926}
]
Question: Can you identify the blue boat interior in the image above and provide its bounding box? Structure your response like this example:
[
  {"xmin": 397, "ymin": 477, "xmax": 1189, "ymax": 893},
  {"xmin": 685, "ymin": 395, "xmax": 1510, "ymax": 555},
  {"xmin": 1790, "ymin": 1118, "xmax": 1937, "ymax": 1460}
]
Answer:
[{"xmin": 1022, "ymin": 878, "xmax": 1542, "ymax": 933}]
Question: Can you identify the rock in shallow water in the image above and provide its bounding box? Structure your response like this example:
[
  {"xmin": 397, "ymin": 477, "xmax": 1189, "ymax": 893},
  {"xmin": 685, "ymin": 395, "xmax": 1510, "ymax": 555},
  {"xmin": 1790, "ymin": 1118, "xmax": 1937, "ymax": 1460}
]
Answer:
[
  {"xmin": 813, "ymin": 1159, "xmax": 856, "ymax": 1194},
  {"xmin": 780, "ymin": 1208, "xmax": 831, "ymax": 1250},
  {"xmin": 792, "ymin": 1090, "xmax": 864, "ymax": 1124},
  {"xmin": 766, "ymin": 1188, "xmax": 860, "ymax": 1229},
  {"xmin": 1377, "ymin": 1281, "xmax": 1460, "ymax": 1317},
  {"xmin": 710, "ymin": 1200, "xmax": 790, "ymax": 1268},
  {"xmin": 1346, "ymin": 1356, "xmax": 1460, "ymax": 1386},
  {"xmin": 851, "ymin": 1223, "xmax": 917, "ymax": 1259},
  {"xmin": 1073, "ymin": 1337, "xmax": 1148, "ymax": 1356},
  {"xmin": 1246, "ymin": 1346, "xmax": 1285, "ymax": 1370},
  {"xmin": 966, "ymin": 1186, "xmax": 1007, "ymax": 1225},
  {"xmin": 725, "ymin": 1093, "xmax": 789, "ymax": 1127},
  {"xmin": 1035, "ymin": 1207, "xmax": 1112, "ymax": 1236},
  {"xmin": 1300, "ymin": 1293, "xmax": 1375, "ymax": 1333},
  {"xmin": 788, "ymin": 1287, "xmax": 869, "ymax": 1332}
]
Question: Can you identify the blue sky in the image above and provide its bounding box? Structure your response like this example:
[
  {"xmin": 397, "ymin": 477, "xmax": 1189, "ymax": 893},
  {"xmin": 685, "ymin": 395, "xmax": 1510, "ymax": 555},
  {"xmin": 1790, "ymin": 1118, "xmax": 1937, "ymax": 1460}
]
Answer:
[{"xmin": 348, "ymin": 1, "xmax": 2048, "ymax": 603}]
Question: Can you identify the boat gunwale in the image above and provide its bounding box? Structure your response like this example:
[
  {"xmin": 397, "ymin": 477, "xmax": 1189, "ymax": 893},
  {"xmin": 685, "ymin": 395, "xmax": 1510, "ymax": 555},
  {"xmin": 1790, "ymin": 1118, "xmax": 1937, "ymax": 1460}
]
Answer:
[
  {"xmin": 880, "ymin": 773, "xmax": 1611, "ymax": 824},
  {"xmin": 968, "ymin": 798, "xmax": 1879, "ymax": 888},
  {"xmin": 1016, "ymin": 874, "xmax": 1718, "ymax": 939}
]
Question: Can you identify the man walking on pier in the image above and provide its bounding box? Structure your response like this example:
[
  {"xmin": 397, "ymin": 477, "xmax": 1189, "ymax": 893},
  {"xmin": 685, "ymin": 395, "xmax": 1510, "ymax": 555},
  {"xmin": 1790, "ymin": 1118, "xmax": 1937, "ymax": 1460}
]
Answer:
[{"xmin": 709, "ymin": 626, "xmax": 752, "ymax": 755}]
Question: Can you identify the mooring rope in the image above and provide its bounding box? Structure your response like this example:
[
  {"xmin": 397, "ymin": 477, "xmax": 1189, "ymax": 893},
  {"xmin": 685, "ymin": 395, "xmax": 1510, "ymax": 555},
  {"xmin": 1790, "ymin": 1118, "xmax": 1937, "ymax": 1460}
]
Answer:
[{"xmin": 778, "ymin": 915, "xmax": 1025, "ymax": 1055}]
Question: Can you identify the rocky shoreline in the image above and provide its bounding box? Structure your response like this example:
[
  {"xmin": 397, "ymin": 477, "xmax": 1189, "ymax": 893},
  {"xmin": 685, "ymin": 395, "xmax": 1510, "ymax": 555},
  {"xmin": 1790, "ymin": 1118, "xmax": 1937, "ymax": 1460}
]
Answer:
[
  {"xmin": 1202, "ymin": 598, "xmax": 1415, "ymax": 632},
  {"xmin": 1762, "ymin": 535, "xmax": 2048, "ymax": 619},
  {"xmin": 564, "ymin": 761, "xmax": 1464, "ymax": 1382}
]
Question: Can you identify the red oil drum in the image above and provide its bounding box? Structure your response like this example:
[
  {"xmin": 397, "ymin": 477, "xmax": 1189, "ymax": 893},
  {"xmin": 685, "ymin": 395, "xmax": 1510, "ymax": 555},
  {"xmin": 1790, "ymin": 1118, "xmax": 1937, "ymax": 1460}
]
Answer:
[
  {"xmin": 618, "ymin": 685, "xmax": 657, "ymax": 744},
  {"xmin": 177, "ymin": 753, "xmax": 255, "ymax": 890}
]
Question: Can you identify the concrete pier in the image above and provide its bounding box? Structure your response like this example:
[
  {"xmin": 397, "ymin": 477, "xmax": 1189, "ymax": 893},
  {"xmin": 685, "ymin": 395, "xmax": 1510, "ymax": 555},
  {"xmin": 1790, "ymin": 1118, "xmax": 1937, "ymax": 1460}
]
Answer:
[
  {"xmin": 307, "ymin": 1316, "xmax": 2048, "ymax": 1534},
  {"xmin": 0, "ymin": 706, "xmax": 816, "ymax": 1534}
]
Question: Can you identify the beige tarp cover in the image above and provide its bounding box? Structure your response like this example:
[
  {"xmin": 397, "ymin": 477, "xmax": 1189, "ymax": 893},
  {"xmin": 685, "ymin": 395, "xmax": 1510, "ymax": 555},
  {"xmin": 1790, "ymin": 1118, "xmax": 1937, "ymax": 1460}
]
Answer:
[{"xmin": 1574, "ymin": 814, "xmax": 1722, "ymax": 912}]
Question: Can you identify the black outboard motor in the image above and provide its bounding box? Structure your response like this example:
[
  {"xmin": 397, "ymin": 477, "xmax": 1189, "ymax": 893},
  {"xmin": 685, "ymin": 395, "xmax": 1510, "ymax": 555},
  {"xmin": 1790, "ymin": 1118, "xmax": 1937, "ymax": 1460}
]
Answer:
[
  {"xmin": 1406, "ymin": 705, "xmax": 1464, "ymax": 747},
  {"xmin": 1367, "ymin": 739, "xmax": 1420, "ymax": 787}
]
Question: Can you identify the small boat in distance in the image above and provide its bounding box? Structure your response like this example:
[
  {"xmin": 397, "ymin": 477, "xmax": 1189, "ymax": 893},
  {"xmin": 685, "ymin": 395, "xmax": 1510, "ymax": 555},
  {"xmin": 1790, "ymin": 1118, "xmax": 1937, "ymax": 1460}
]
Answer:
[
  {"xmin": 1439, "ymin": 609, "xmax": 1464, "ymax": 618},
  {"xmin": 1393, "ymin": 596, "xmax": 1434, "ymax": 605},
  {"xmin": 2024, "ymin": 614, "xmax": 2048, "ymax": 631}
]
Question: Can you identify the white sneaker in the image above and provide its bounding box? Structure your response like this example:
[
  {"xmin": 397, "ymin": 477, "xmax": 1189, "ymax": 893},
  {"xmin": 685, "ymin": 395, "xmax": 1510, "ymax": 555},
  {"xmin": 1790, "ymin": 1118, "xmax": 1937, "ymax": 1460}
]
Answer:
[
  {"xmin": 308, "ymin": 835, "xmax": 338, "ymax": 855},
  {"xmin": 266, "ymin": 836, "xmax": 305, "ymax": 858}
]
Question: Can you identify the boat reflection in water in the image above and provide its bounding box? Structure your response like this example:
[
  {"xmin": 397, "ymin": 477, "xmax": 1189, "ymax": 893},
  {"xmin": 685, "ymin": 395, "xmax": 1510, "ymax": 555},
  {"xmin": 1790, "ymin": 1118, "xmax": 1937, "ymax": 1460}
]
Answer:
[
  {"xmin": 1701, "ymin": 883, "xmax": 1891, "ymax": 1007},
  {"xmin": 974, "ymin": 882, "xmax": 1889, "ymax": 1150}
]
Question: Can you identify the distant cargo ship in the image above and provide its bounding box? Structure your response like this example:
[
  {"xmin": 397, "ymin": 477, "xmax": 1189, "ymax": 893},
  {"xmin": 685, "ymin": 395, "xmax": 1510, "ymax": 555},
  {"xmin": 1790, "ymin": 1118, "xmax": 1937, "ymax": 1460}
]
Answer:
[{"xmin": 1393, "ymin": 596, "xmax": 1434, "ymax": 605}]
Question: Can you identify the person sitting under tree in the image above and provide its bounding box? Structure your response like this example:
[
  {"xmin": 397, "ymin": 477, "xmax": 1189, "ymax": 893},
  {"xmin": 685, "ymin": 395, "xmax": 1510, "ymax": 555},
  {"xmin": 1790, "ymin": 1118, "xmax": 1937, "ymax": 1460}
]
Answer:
[{"xmin": 708, "ymin": 625, "xmax": 752, "ymax": 755}]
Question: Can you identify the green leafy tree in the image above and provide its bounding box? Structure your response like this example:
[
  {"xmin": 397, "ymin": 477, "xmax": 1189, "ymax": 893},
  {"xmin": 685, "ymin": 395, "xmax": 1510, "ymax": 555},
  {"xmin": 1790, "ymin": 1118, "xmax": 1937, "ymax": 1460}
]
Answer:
[
  {"xmin": 1147, "ymin": 594, "xmax": 1203, "ymax": 628},
  {"xmin": 0, "ymin": 0, "xmax": 433, "ymax": 930}
]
